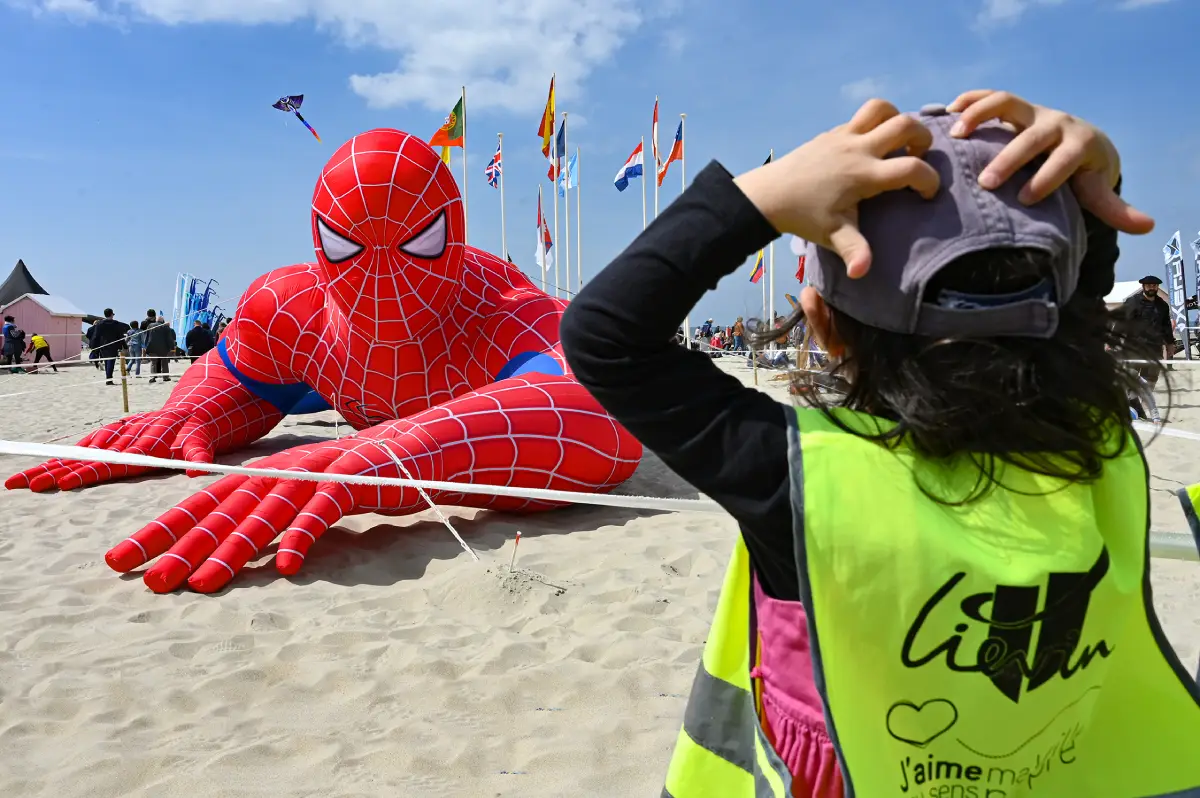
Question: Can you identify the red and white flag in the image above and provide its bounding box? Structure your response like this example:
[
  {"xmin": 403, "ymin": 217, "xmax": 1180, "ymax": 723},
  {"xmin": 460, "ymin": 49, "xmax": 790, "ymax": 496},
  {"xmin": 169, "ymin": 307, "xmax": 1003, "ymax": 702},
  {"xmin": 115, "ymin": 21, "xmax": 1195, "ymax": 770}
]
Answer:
[
  {"xmin": 657, "ymin": 120, "xmax": 683, "ymax": 187},
  {"xmin": 535, "ymin": 192, "xmax": 554, "ymax": 271},
  {"xmin": 651, "ymin": 98, "xmax": 661, "ymax": 175}
]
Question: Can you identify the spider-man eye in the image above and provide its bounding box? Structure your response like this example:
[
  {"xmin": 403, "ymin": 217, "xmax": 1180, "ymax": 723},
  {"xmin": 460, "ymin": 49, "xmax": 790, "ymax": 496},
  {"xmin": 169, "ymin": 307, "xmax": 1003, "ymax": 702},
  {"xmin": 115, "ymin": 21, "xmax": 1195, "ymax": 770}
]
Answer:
[
  {"xmin": 316, "ymin": 216, "xmax": 364, "ymax": 263},
  {"xmin": 398, "ymin": 212, "xmax": 446, "ymax": 260}
]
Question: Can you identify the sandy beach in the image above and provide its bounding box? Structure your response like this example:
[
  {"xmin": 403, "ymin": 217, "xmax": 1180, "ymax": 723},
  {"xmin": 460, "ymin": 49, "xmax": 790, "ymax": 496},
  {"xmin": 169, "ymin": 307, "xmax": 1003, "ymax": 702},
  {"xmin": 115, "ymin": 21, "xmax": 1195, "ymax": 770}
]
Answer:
[{"xmin": 2, "ymin": 358, "xmax": 1199, "ymax": 797}]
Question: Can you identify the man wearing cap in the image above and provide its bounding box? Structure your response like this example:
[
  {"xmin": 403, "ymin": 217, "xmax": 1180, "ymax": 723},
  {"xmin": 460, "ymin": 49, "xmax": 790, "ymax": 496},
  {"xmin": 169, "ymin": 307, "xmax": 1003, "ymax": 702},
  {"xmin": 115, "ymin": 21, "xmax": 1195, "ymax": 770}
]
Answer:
[{"xmin": 1123, "ymin": 275, "xmax": 1174, "ymax": 394}]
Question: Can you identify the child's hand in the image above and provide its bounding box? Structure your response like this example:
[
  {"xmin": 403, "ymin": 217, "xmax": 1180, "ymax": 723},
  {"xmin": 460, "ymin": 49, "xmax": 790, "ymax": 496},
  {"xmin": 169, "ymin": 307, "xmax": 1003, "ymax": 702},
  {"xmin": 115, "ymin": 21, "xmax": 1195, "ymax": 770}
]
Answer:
[
  {"xmin": 734, "ymin": 98, "xmax": 940, "ymax": 278},
  {"xmin": 946, "ymin": 89, "xmax": 1154, "ymax": 235}
]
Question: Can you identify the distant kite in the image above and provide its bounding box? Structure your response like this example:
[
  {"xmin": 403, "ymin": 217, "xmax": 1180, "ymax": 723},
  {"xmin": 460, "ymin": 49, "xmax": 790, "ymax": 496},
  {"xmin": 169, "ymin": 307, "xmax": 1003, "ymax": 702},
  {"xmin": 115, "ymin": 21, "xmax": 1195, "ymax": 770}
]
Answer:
[{"xmin": 272, "ymin": 94, "xmax": 321, "ymax": 143}]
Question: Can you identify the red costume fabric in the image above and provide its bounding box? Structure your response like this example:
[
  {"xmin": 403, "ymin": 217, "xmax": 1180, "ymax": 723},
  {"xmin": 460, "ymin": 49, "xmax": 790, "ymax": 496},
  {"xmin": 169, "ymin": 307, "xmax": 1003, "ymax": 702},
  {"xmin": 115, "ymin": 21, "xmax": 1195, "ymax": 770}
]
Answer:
[{"xmin": 6, "ymin": 129, "xmax": 642, "ymax": 593}]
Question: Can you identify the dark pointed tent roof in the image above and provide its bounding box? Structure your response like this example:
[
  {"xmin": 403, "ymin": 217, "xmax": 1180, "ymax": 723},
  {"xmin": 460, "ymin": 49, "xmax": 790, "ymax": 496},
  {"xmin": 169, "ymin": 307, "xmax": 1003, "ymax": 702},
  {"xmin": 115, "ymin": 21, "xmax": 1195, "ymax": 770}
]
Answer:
[{"xmin": 0, "ymin": 260, "xmax": 49, "ymax": 308}]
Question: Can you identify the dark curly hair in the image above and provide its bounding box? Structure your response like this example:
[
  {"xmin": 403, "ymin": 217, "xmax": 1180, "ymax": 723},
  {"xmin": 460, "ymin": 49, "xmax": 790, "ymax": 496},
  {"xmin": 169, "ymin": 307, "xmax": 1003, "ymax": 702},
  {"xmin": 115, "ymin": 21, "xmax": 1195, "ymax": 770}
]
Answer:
[{"xmin": 751, "ymin": 248, "xmax": 1162, "ymax": 504}]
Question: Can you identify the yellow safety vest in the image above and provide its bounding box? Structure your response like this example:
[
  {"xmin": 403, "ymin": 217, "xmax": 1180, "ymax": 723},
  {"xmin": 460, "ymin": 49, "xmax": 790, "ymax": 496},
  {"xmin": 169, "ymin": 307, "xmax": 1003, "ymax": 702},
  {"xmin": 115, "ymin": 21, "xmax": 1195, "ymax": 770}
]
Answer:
[
  {"xmin": 1176, "ymin": 485, "xmax": 1200, "ymax": 550},
  {"xmin": 664, "ymin": 406, "xmax": 1200, "ymax": 798}
]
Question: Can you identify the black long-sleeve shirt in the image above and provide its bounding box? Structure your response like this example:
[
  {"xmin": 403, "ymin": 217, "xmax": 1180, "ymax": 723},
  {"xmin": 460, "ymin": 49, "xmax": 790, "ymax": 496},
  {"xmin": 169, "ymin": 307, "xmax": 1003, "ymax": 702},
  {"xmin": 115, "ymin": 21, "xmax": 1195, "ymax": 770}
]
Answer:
[
  {"xmin": 1122, "ymin": 293, "xmax": 1174, "ymax": 349},
  {"xmin": 560, "ymin": 161, "xmax": 1120, "ymax": 602}
]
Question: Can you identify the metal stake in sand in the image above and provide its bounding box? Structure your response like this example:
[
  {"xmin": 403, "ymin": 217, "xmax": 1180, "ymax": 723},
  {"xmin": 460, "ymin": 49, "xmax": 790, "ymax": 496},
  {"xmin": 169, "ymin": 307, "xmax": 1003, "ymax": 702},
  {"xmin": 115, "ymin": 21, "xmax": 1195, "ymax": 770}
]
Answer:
[
  {"xmin": 509, "ymin": 531, "xmax": 522, "ymax": 571},
  {"xmin": 118, "ymin": 352, "xmax": 130, "ymax": 413}
]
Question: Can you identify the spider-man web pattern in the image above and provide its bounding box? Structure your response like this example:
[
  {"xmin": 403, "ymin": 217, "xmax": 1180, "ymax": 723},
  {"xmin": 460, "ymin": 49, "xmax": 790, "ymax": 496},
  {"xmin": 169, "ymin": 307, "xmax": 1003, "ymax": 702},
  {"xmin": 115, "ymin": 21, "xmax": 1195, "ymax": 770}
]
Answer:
[{"xmin": 6, "ymin": 128, "xmax": 642, "ymax": 594}]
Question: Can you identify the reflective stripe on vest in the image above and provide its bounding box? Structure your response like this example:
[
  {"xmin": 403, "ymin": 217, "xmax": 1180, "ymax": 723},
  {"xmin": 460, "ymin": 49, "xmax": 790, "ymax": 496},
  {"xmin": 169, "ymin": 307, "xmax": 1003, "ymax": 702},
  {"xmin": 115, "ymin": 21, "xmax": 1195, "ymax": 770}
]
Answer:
[
  {"xmin": 789, "ymin": 405, "xmax": 1200, "ymax": 797},
  {"xmin": 662, "ymin": 541, "xmax": 791, "ymax": 798},
  {"xmin": 1177, "ymin": 484, "xmax": 1200, "ymax": 552}
]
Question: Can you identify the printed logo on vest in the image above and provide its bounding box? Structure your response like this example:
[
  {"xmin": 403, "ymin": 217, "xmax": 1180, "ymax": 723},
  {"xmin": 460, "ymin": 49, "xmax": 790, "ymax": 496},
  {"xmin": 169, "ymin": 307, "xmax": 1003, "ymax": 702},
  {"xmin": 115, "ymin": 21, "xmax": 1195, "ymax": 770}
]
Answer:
[
  {"xmin": 901, "ymin": 547, "xmax": 1113, "ymax": 703},
  {"xmin": 880, "ymin": 548, "xmax": 1113, "ymax": 795}
]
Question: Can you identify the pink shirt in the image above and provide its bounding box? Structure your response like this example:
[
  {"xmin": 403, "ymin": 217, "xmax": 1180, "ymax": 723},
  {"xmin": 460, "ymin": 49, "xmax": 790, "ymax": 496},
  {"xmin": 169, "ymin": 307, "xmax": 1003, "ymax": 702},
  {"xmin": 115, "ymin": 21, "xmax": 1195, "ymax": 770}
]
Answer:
[{"xmin": 752, "ymin": 577, "xmax": 844, "ymax": 797}]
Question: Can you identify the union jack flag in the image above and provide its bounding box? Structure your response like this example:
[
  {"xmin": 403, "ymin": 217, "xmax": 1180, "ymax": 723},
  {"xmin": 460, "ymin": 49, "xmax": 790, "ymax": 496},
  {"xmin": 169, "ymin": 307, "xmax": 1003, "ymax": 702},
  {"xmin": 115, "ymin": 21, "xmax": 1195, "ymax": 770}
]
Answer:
[{"xmin": 485, "ymin": 137, "xmax": 503, "ymax": 188}]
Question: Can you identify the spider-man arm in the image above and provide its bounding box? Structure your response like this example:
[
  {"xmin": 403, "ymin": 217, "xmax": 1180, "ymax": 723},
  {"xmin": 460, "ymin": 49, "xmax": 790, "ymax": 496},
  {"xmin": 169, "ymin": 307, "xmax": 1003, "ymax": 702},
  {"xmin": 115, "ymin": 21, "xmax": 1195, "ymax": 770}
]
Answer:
[
  {"xmin": 105, "ymin": 371, "xmax": 643, "ymax": 593},
  {"xmin": 471, "ymin": 289, "xmax": 574, "ymax": 381},
  {"xmin": 5, "ymin": 266, "xmax": 326, "ymax": 492}
]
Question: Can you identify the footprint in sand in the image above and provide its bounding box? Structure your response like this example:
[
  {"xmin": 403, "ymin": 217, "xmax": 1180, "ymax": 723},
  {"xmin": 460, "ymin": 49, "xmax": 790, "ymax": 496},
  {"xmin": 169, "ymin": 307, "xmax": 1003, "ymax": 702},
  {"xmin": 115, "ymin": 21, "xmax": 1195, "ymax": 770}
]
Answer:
[
  {"xmin": 248, "ymin": 612, "xmax": 290, "ymax": 631},
  {"xmin": 167, "ymin": 642, "xmax": 203, "ymax": 660},
  {"xmin": 207, "ymin": 637, "xmax": 252, "ymax": 654}
]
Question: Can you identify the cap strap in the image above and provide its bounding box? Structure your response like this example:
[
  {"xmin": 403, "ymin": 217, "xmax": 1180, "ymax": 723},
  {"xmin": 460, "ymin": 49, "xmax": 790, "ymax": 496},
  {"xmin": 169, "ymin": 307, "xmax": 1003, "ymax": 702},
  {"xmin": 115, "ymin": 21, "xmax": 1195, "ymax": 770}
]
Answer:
[{"xmin": 917, "ymin": 298, "xmax": 1059, "ymax": 339}]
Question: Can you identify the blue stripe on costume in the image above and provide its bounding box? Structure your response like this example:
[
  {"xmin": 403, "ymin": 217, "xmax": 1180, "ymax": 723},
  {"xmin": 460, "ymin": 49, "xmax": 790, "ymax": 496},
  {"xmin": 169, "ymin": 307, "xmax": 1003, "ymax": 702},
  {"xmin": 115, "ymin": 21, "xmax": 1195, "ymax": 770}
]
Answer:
[
  {"xmin": 495, "ymin": 351, "xmax": 565, "ymax": 381},
  {"xmin": 217, "ymin": 338, "xmax": 331, "ymax": 416}
]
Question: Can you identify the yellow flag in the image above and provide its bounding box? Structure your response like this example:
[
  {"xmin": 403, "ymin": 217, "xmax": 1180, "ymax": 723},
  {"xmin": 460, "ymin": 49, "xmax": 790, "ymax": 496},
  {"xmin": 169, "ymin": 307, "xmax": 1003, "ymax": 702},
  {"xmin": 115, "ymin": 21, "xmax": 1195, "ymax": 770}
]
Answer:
[{"xmin": 440, "ymin": 146, "xmax": 451, "ymax": 165}]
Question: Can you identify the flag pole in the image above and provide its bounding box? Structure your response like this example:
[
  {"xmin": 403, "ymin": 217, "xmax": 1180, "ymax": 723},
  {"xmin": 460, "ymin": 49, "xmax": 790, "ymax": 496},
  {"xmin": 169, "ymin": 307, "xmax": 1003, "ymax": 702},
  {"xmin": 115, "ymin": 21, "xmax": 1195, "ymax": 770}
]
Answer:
[
  {"xmin": 552, "ymin": 129, "xmax": 560, "ymax": 299},
  {"xmin": 680, "ymin": 112, "xmax": 690, "ymax": 350},
  {"xmin": 576, "ymin": 146, "xmax": 582, "ymax": 292},
  {"xmin": 460, "ymin": 85, "xmax": 468, "ymax": 246},
  {"xmin": 680, "ymin": 113, "xmax": 686, "ymax": 189},
  {"xmin": 768, "ymin": 147, "xmax": 775, "ymax": 325},
  {"xmin": 498, "ymin": 133, "xmax": 507, "ymax": 260},
  {"xmin": 653, "ymin": 96, "xmax": 659, "ymax": 219},
  {"xmin": 562, "ymin": 112, "xmax": 571, "ymax": 299},
  {"xmin": 640, "ymin": 135, "xmax": 647, "ymax": 230}
]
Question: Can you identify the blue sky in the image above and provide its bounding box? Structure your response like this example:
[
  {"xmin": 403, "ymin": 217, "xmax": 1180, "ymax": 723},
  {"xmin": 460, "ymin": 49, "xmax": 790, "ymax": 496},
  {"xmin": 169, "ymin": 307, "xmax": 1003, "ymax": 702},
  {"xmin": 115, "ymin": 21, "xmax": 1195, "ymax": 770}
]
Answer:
[{"xmin": 0, "ymin": 0, "xmax": 1196, "ymax": 328}]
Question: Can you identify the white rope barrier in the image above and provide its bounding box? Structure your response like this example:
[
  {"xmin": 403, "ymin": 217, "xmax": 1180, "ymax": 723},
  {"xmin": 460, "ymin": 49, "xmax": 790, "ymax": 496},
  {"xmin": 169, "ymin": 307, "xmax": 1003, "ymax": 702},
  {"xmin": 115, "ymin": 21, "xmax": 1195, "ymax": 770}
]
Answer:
[
  {"xmin": 0, "ymin": 438, "xmax": 1194, "ymax": 562},
  {"xmin": 7, "ymin": 352, "xmax": 199, "ymax": 370},
  {"xmin": 0, "ymin": 438, "xmax": 723, "ymax": 514},
  {"xmin": 0, "ymin": 377, "xmax": 135, "ymax": 400},
  {"xmin": 1133, "ymin": 421, "xmax": 1200, "ymax": 442}
]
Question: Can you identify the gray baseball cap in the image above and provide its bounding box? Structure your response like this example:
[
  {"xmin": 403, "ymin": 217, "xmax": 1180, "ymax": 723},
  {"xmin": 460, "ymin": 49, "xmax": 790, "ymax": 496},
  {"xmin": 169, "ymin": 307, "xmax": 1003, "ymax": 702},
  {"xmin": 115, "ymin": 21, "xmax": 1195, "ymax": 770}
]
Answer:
[{"xmin": 807, "ymin": 104, "xmax": 1087, "ymax": 339}]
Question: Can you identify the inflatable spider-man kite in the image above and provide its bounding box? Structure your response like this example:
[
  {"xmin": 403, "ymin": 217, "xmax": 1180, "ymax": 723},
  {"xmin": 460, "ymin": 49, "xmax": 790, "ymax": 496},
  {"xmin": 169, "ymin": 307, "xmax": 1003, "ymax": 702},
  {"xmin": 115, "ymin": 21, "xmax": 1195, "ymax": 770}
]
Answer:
[{"xmin": 5, "ymin": 129, "xmax": 643, "ymax": 593}]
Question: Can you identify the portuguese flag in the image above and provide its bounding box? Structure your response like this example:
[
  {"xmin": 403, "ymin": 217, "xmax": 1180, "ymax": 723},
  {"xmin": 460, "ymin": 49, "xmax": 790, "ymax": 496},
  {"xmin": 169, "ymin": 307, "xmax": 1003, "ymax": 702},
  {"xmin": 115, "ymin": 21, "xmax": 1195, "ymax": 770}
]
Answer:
[{"xmin": 430, "ymin": 94, "xmax": 465, "ymax": 164}]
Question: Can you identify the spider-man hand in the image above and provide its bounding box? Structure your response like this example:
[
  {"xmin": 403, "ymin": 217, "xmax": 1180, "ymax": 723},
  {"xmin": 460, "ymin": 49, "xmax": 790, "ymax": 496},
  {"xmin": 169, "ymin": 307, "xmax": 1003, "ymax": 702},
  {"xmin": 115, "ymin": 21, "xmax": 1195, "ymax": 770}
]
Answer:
[
  {"xmin": 4, "ymin": 351, "xmax": 284, "ymax": 492},
  {"xmin": 103, "ymin": 374, "xmax": 642, "ymax": 594}
]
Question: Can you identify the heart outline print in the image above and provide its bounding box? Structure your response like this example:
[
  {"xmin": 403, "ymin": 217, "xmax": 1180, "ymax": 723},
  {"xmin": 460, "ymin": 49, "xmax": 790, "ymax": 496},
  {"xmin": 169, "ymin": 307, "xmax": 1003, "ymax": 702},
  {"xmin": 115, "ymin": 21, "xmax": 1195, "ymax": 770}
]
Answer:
[{"xmin": 886, "ymin": 699, "xmax": 958, "ymax": 748}]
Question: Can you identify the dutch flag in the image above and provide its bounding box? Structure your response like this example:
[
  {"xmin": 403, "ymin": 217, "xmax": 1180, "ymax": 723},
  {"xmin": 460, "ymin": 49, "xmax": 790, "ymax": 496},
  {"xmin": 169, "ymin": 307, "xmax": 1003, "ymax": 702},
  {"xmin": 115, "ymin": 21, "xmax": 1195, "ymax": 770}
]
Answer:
[{"xmin": 614, "ymin": 142, "xmax": 644, "ymax": 192}]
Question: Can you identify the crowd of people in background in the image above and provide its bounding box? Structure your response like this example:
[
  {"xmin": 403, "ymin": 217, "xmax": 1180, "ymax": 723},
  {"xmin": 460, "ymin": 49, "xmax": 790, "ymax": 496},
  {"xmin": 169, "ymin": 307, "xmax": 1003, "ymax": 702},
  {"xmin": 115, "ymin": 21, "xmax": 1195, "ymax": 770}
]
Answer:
[
  {"xmin": 677, "ymin": 314, "xmax": 808, "ymax": 368},
  {"xmin": 0, "ymin": 283, "xmax": 1192, "ymax": 401},
  {"xmin": 2, "ymin": 308, "xmax": 229, "ymax": 378}
]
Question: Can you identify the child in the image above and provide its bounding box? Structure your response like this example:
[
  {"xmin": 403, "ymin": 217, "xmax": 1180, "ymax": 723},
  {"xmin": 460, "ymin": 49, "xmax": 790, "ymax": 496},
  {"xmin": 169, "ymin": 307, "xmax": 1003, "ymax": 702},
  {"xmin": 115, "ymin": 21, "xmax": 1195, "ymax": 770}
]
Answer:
[{"xmin": 561, "ymin": 91, "xmax": 1200, "ymax": 797}]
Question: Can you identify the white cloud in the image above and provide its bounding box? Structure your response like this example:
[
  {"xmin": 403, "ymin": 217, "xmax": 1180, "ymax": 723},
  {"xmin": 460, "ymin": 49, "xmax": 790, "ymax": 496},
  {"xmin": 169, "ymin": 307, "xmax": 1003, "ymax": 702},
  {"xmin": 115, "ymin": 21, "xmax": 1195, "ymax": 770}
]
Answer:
[
  {"xmin": 17, "ymin": 0, "xmax": 656, "ymax": 113},
  {"xmin": 12, "ymin": 0, "xmax": 107, "ymax": 19},
  {"xmin": 840, "ymin": 77, "xmax": 887, "ymax": 102},
  {"xmin": 975, "ymin": 0, "xmax": 1066, "ymax": 27},
  {"xmin": 662, "ymin": 29, "xmax": 686, "ymax": 56},
  {"xmin": 1117, "ymin": 0, "xmax": 1173, "ymax": 8}
]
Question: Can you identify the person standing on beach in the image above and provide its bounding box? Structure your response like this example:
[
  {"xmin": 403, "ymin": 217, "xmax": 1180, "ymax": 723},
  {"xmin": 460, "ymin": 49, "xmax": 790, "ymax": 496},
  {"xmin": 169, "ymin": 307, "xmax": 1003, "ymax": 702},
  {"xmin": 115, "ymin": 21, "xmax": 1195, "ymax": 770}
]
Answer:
[
  {"xmin": 1123, "ymin": 274, "xmax": 1174, "ymax": 389},
  {"xmin": 146, "ymin": 314, "xmax": 175, "ymax": 383},
  {"xmin": 561, "ymin": 92, "xmax": 1200, "ymax": 796},
  {"xmin": 731, "ymin": 317, "xmax": 745, "ymax": 351},
  {"xmin": 185, "ymin": 320, "xmax": 215, "ymax": 363},
  {"xmin": 2, "ymin": 315, "xmax": 26, "ymax": 374},
  {"xmin": 125, "ymin": 320, "xmax": 145, "ymax": 377},
  {"xmin": 91, "ymin": 308, "xmax": 130, "ymax": 386}
]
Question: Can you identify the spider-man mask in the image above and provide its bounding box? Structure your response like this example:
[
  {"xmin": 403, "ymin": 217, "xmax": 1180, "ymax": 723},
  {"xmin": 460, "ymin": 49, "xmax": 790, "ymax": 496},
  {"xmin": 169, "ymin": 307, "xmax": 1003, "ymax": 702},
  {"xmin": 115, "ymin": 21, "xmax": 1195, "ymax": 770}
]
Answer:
[{"xmin": 311, "ymin": 128, "xmax": 466, "ymax": 342}]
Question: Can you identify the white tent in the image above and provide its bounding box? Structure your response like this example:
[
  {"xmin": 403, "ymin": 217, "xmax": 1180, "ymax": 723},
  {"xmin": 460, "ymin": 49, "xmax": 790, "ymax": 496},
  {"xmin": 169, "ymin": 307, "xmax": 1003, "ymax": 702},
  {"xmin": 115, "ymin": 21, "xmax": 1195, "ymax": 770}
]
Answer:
[{"xmin": 1105, "ymin": 280, "xmax": 1168, "ymax": 309}]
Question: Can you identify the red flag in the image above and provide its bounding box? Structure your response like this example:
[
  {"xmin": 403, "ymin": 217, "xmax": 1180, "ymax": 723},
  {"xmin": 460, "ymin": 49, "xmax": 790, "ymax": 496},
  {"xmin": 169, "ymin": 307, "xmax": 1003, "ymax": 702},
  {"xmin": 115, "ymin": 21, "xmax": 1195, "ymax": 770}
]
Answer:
[
  {"xmin": 657, "ymin": 120, "xmax": 683, "ymax": 187},
  {"xmin": 538, "ymin": 77, "xmax": 556, "ymax": 158},
  {"xmin": 796, "ymin": 254, "xmax": 806, "ymax": 283}
]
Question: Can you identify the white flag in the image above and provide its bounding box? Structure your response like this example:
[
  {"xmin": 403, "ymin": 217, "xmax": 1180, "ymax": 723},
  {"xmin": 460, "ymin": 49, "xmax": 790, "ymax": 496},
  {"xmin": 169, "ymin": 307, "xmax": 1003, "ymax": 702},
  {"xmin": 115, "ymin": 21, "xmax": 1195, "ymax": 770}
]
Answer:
[{"xmin": 535, "ymin": 223, "xmax": 554, "ymax": 272}]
